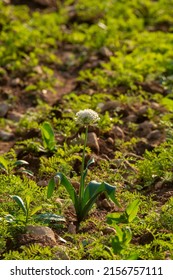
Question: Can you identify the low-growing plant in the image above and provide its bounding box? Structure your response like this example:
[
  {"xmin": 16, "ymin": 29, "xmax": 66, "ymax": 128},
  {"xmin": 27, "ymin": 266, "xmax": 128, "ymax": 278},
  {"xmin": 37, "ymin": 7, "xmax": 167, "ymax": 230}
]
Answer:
[
  {"xmin": 47, "ymin": 109, "xmax": 120, "ymax": 229},
  {"xmin": 107, "ymin": 199, "xmax": 140, "ymax": 259},
  {"xmin": 0, "ymin": 154, "xmax": 33, "ymax": 177},
  {"xmin": 9, "ymin": 195, "xmax": 65, "ymax": 227},
  {"xmin": 40, "ymin": 121, "xmax": 56, "ymax": 152}
]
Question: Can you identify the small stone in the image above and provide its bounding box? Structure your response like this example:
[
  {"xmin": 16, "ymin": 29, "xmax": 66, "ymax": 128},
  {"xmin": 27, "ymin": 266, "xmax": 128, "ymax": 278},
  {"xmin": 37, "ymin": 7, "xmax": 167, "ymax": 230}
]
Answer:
[
  {"xmin": 137, "ymin": 105, "xmax": 148, "ymax": 116},
  {"xmin": 99, "ymin": 47, "xmax": 113, "ymax": 57},
  {"xmin": 99, "ymin": 198, "xmax": 112, "ymax": 209},
  {"xmin": 102, "ymin": 227, "xmax": 116, "ymax": 235},
  {"xmin": 0, "ymin": 103, "xmax": 10, "ymax": 117},
  {"xmin": 100, "ymin": 101, "xmax": 120, "ymax": 114},
  {"xmin": 125, "ymin": 114, "xmax": 138, "ymax": 123},
  {"xmin": 7, "ymin": 111, "xmax": 23, "ymax": 122},
  {"xmin": 37, "ymin": 180, "xmax": 48, "ymax": 187},
  {"xmin": 147, "ymin": 130, "xmax": 162, "ymax": 141},
  {"xmin": 10, "ymin": 78, "xmax": 22, "ymax": 87},
  {"xmin": 0, "ymin": 130, "xmax": 14, "ymax": 141},
  {"xmin": 87, "ymin": 132, "xmax": 100, "ymax": 153},
  {"xmin": 110, "ymin": 126, "xmax": 125, "ymax": 139},
  {"xmin": 26, "ymin": 225, "xmax": 56, "ymax": 244},
  {"xmin": 106, "ymin": 137, "xmax": 114, "ymax": 145},
  {"xmin": 54, "ymin": 247, "xmax": 69, "ymax": 260},
  {"xmin": 136, "ymin": 121, "xmax": 156, "ymax": 137}
]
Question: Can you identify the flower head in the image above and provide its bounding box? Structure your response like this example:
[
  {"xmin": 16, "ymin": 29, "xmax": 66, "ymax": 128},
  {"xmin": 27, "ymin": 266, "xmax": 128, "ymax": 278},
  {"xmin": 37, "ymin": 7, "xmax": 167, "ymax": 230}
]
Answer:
[{"xmin": 75, "ymin": 109, "xmax": 100, "ymax": 126}]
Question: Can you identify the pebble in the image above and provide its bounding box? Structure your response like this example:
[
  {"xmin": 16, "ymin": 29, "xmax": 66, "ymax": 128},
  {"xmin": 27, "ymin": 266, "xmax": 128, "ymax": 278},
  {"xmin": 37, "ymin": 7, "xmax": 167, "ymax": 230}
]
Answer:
[
  {"xmin": 110, "ymin": 126, "xmax": 125, "ymax": 139},
  {"xmin": 7, "ymin": 111, "xmax": 23, "ymax": 122},
  {"xmin": 87, "ymin": 132, "xmax": 100, "ymax": 153},
  {"xmin": 100, "ymin": 101, "xmax": 120, "ymax": 113},
  {"xmin": 26, "ymin": 225, "xmax": 57, "ymax": 244},
  {"xmin": 147, "ymin": 130, "xmax": 162, "ymax": 141},
  {"xmin": 0, "ymin": 130, "xmax": 14, "ymax": 141},
  {"xmin": 0, "ymin": 103, "xmax": 10, "ymax": 117}
]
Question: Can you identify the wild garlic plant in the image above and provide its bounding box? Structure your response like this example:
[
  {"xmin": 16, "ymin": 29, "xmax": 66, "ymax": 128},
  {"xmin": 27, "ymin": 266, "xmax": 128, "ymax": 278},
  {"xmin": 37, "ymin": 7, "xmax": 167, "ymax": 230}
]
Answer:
[{"xmin": 47, "ymin": 109, "xmax": 120, "ymax": 229}]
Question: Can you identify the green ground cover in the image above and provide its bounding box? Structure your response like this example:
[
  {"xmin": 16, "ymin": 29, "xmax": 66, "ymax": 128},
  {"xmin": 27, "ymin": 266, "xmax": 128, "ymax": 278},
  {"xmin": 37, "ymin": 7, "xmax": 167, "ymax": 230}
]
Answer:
[{"xmin": 0, "ymin": 0, "xmax": 173, "ymax": 260}]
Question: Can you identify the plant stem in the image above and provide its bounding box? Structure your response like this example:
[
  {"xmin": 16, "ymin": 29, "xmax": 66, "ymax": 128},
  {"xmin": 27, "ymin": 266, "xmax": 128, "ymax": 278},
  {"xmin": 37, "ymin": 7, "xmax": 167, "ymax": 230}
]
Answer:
[{"xmin": 79, "ymin": 126, "xmax": 88, "ymax": 202}]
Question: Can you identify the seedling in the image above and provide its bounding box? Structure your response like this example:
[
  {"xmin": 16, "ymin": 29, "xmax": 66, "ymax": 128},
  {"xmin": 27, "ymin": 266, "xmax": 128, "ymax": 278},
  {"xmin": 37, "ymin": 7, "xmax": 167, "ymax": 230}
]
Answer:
[
  {"xmin": 0, "ymin": 156, "xmax": 33, "ymax": 177},
  {"xmin": 10, "ymin": 195, "xmax": 65, "ymax": 226},
  {"xmin": 40, "ymin": 121, "xmax": 56, "ymax": 152}
]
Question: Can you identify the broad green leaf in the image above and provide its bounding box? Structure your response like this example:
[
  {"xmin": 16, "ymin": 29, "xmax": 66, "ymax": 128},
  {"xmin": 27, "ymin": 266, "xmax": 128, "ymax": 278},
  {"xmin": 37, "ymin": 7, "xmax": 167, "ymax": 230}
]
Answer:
[
  {"xmin": 35, "ymin": 213, "xmax": 65, "ymax": 223},
  {"xmin": 79, "ymin": 181, "xmax": 119, "ymax": 222},
  {"xmin": 41, "ymin": 121, "xmax": 55, "ymax": 151},
  {"xmin": 14, "ymin": 160, "xmax": 29, "ymax": 166},
  {"xmin": 122, "ymin": 227, "xmax": 132, "ymax": 245},
  {"xmin": 107, "ymin": 212, "xmax": 127, "ymax": 224},
  {"xmin": 47, "ymin": 177, "xmax": 56, "ymax": 198},
  {"xmin": 126, "ymin": 199, "xmax": 140, "ymax": 223},
  {"xmin": 0, "ymin": 156, "xmax": 8, "ymax": 171},
  {"xmin": 112, "ymin": 224, "xmax": 124, "ymax": 242},
  {"xmin": 5, "ymin": 214, "xmax": 15, "ymax": 223},
  {"xmin": 19, "ymin": 169, "xmax": 34, "ymax": 176},
  {"xmin": 83, "ymin": 180, "xmax": 119, "ymax": 207},
  {"xmin": 11, "ymin": 195, "xmax": 27, "ymax": 215}
]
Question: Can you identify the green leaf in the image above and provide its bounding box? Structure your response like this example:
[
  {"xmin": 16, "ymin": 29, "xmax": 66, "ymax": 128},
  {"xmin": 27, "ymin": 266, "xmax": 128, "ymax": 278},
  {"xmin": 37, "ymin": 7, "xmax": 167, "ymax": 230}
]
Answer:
[
  {"xmin": 81, "ymin": 158, "xmax": 95, "ymax": 194},
  {"xmin": 86, "ymin": 158, "xmax": 95, "ymax": 168},
  {"xmin": 47, "ymin": 177, "xmax": 56, "ymax": 199},
  {"xmin": 0, "ymin": 156, "xmax": 8, "ymax": 171},
  {"xmin": 35, "ymin": 213, "xmax": 65, "ymax": 223},
  {"xmin": 55, "ymin": 173, "xmax": 79, "ymax": 211},
  {"xmin": 13, "ymin": 160, "xmax": 29, "ymax": 166},
  {"xmin": 5, "ymin": 214, "xmax": 15, "ymax": 223},
  {"xmin": 83, "ymin": 180, "xmax": 119, "ymax": 207},
  {"xmin": 107, "ymin": 212, "xmax": 127, "ymax": 224},
  {"xmin": 30, "ymin": 205, "xmax": 42, "ymax": 216},
  {"xmin": 47, "ymin": 173, "xmax": 79, "ymax": 212},
  {"xmin": 19, "ymin": 169, "xmax": 34, "ymax": 176},
  {"xmin": 25, "ymin": 195, "xmax": 31, "ymax": 212},
  {"xmin": 11, "ymin": 195, "xmax": 27, "ymax": 215},
  {"xmin": 111, "ymin": 224, "xmax": 124, "ymax": 242},
  {"xmin": 78, "ymin": 181, "xmax": 119, "ymax": 222},
  {"xmin": 41, "ymin": 121, "xmax": 55, "ymax": 151},
  {"xmin": 126, "ymin": 199, "xmax": 140, "ymax": 223},
  {"xmin": 122, "ymin": 227, "xmax": 132, "ymax": 245}
]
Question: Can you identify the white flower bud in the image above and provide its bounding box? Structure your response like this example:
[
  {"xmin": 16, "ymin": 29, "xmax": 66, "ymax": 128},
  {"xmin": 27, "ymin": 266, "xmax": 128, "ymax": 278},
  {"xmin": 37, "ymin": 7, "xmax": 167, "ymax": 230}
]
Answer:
[{"xmin": 75, "ymin": 109, "xmax": 100, "ymax": 126}]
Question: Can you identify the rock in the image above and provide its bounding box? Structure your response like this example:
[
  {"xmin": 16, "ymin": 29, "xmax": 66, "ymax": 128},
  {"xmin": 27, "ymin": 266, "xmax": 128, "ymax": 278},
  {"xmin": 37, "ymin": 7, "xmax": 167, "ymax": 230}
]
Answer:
[
  {"xmin": 102, "ymin": 227, "xmax": 116, "ymax": 235},
  {"xmin": 99, "ymin": 47, "xmax": 113, "ymax": 58},
  {"xmin": 0, "ymin": 103, "xmax": 10, "ymax": 117},
  {"xmin": 10, "ymin": 78, "xmax": 22, "ymax": 87},
  {"xmin": 135, "ymin": 121, "xmax": 156, "ymax": 137},
  {"xmin": 87, "ymin": 132, "xmax": 100, "ymax": 153},
  {"xmin": 7, "ymin": 111, "xmax": 23, "ymax": 122},
  {"xmin": 110, "ymin": 126, "xmax": 125, "ymax": 139},
  {"xmin": 0, "ymin": 130, "xmax": 14, "ymax": 141},
  {"xmin": 137, "ymin": 105, "xmax": 149, "ymax": 116},
  {"xmin": 135, "ymin": 140, "xmax": 153, "ymax": 155},
  {"xmin": 97, "ymin": 198, "xmax": 112, "ymax": 210},
  {"xmin": 100, "ymin": 101, "xmax": 120, "ymax": 114},
  {"xmin": 125, "ymin": 114, "xmax": 138, "ymax": 123},
  {"xmin": 147, "ymin": 130, "xmax": 162, "ymax": 142},
  {"xmin": 54, "ymin": 247, "xmax": 70, "ymax": 260},
  {"xmin": 26, "ymin": 225, "xmax": 57, "ymax": 244}
]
